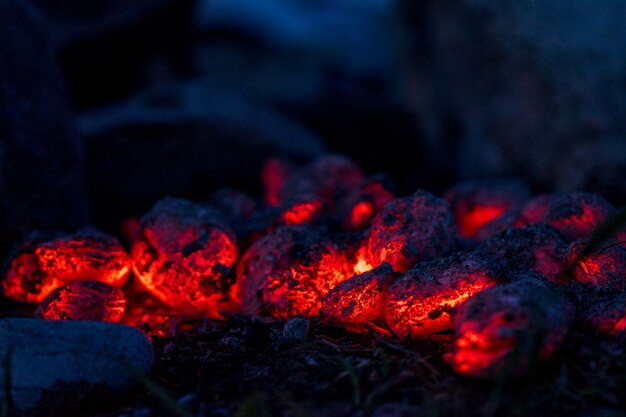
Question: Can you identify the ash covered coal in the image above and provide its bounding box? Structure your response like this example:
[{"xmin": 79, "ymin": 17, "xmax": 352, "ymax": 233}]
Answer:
[
  {"xmin": 447, "ymin": 278, "xmax": 574, "ymax": 380},
  {"xmin": 359, "ymin": 190, "xmax": 458, "ymax": 273},
  {"xmin": 2, "ymin": 154, "xmax": 626, "ymax": 390},
  {"xmin": 516, "ymin": 192, "xmax": 615, "ymax": 242},
  {"xmin": 2, "ymin": 231, "xmax": 130, "ymax": 304},
  {"xmin": 321, "ymin": 262, "xmax": 394, "ymax": 323},
  {"xmin": 235, "ymin": 225, "xmax": 352, "ymax": 319},
  {"xmin": 444, "ymin": 179, "xmax": 530, "ymax": 240},
  {"xmin": 385, "ymin": 252, "xmax": 499, "ymax": 339},
  {"xmin": 35, "ymin": 281, "xmax": 127, "ymax": 323},
  {"xmin": 131, "ymin": 197, "xmax": 238, "ymax": 317},
  {"xmin": 477, "ymin": 225, "xmax": 567, "ymax": 283}
]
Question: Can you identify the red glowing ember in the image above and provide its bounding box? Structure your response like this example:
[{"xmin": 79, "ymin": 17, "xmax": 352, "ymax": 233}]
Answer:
[
  {"xmin": 278, "ymin": 199, "xmax": 324, "ymax": 226},
  {"xmin": 516, "ymin": 192, "xmax": 614, "ymax": 242},
  {"xmin": 131, "ymin": 198, "xmax": 238, "ymax": 316},
  {"xmin": 444, "ymin": 179, "xmax": 529, "ymax": 239},
  {"xmin": 2, "ymin": 231, "xmax": 131, "ymax": 304},
  {"xmin": 567, "ymin": 239, "xmax": 626, "ymax": 289},
  {"xmin": 360, "ymin": 190, "xmax": 457, "ymax": 272},
  {"xmin": 447, "ymin": 278, "xmax": 574, "ymax": 379},
  {"xmin": 261, "ymin": 157, "xmax": 293, "ymax": 206},
  {"xmin": 583, "ymin": 293, "xmax": 626, "ymax": 336},
  {"xmin": 279, "ymin": 155, "xmax": 364, "ymax": 210},
  {"xmin": 385, "ymin": 253, "xmax": 497, "ymax": 339},
  {"xmin": 36, "ymin": 233, "xmax": 131, "ymax": 286},
  {"xmin": 35, "ymin": 281, "xmax": 127, "ymax": 322},
  {"xmin": 322, "ymin": 263, "xmax": 393, "ymax": 323},
  {"xmin": 338, "ymin": 175, "xmax": 395, "ymax": 231},
  {"xmin": 236, "ymin": 226, "xmax": 352, "ymax": 319},
  {"xmin": 478, "ymin": 225, "xmax": 567, "ymax": 283}
]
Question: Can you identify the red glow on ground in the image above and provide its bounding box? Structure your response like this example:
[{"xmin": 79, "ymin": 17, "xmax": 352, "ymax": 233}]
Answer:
[{"xmin": 457, "ymin": 206, "xmax": 506, "ymax": 238}]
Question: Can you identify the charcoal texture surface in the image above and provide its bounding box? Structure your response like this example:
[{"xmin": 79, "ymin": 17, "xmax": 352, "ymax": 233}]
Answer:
[
  {"xmin": 36, "ymin": 281, "xmax": 127, "ymax": 322},
  {"xmin": 448, "ymin": 279, "xmax": 574, "ymax": 379},
  {"xmin": 2, "ymin": 231, "xmax": 130, "ymax": 304},
  {"xmin": 236, "ymin": 226, "xmax": 352, "ymax": 319},
  {"xmin": 361, "ymin": 190, "xmax": 457, "ymax": 272},
  {"xmin": 131, "ymin": 198, "xmax": 238, "ymax": 316},
  {"xmin": 385, "ymin": 253, "xmax": 498, "ymax": 339},
  {"xmin": 478, "ymin": 225, "xmax": 567, "ymax": 283},
  {"xmin": 322, "ymin": 263, "xmax": 393, "ymax": 323}
]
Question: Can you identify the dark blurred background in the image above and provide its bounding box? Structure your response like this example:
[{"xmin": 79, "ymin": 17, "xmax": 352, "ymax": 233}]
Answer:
[{"xmin": 2, "ymin": 0, "xmax": 626, "ymax": 239}]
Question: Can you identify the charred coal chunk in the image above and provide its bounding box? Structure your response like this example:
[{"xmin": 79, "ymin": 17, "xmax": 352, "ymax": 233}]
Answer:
[
  {"xmin": 275, "ymin": 197, "xmax": 325, "ymax": 227},
  {"xmin": 208, "ymin": 188, "xmax": 266, "ymax": 246},
  {"xmin": 2, "ymin": 232, "xmax": 64, "ymax": 304},
  {"xmin": 567, "ymin": 239, "xmax": 626, "ymax": 289},
  {"xmin": 322, "ymin": 263, "xmax": 393, "ymax": 323},
  {"xmin": 236, "ymin": 226, "xmax": 352, "ymax": 319},
  {"xmin": 361, "ymin": 190, "xmax": 457, "ymax": 272},
  {"xmin": 279, "ymin": 155, "xmax": 364, "ymax": 210},
  {"xmin": 447, "ymin": 278, "xmax": 574, "ymax": 380},
  {"xmin": 35, "ymin": 232, "xmax": 131, "ymax": 287},
  {"xmin": 516, "ymin": 192, "xmax": 614, "ymax": 242},
  {"xmin": 131, "ymin": 198, "xmax": 238, "ymax": 316},
  {"xmin": 35, "ymin": 281, "xmax": 127, "ymax": 323},
  {"xmin": 336, "ymin": 174, "xmax": 396, "ymax": 232},
  {"xmin": 385, "ymin": 253, "xmax": 498, "ymax": 339},
  {"xmin": 444, "ymin": 179, "xmax": 530, "ymax": 239},
  {"xmin": 581, "ymin": 292, "xmax": 626, "ymax": 336},
  {"xmin": 478, "ymin": 225, "xmax": 567, "ymax": 283},
  {"xmin": 261, "ymin": 158, "xmax": 294, "ymax": 207},
  {"xmin": 2, "ymin": 231, "xmax": 130, "ymax": 304}
]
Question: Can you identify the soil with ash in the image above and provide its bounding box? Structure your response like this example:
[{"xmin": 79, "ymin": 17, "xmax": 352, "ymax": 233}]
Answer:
[{"xmin": 5, "ymin": 307, "xmax": 617, "ymax": 417}]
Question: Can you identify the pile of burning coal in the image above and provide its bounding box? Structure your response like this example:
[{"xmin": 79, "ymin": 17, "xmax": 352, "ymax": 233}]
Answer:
[{"xmin": 2, "ymin": 154, "xmax": 625, "ymax": 380}]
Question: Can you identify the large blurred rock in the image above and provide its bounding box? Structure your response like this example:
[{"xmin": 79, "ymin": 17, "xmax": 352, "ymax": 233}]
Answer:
[
  {"xmin": 401, "ymin": 0, "xmax": 626, "ymax": 202},
  {"xmin": 80, "ymin": 80, "xmax": 325, "ymax": 228},
  {"xmin": 0, "ymin": 319, "xmax": 153, "ymax": 416},
  {"xmin": 33, "ymin": 0, "xmax": 195, "ymax": 108},
  {"xmin": 0, "ymin": 0, "xmax": 89, "ymax": 242}
]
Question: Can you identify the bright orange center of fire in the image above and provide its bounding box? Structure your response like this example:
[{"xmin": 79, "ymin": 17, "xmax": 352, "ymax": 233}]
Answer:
[{"xmin": 350, "ymin": 201, "xmax": 374, "ymax": 229}]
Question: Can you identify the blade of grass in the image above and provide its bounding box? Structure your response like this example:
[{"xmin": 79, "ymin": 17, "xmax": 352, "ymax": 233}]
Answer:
[
  {"xmin": 121, "ymin": 361, "xmax": 194, "ymax": 417},
  {"xmin": 2, "ymin": 346, "xmax": 12, "ymax": 417}
]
